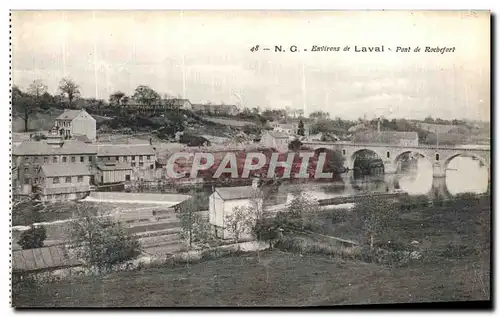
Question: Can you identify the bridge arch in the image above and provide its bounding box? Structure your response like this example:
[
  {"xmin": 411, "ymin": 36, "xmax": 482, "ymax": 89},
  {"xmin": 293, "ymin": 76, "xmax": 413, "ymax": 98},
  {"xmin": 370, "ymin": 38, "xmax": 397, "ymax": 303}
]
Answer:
[
  {"xmin": 392, "ymin": 150, "xmax": 431, "ymax": 172},
  {"xmin": 349, "ymin": 148, "xmax": 386, "ymax": 172},
  {"xmin": 444, "ymin": 152, "xmax": 490, "ymax": 170}
]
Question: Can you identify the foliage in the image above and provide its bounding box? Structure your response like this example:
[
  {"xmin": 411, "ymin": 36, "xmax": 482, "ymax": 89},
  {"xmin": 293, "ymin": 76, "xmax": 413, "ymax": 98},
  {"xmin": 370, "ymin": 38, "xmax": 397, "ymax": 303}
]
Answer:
[
  {"xmin": 225, "ymin": 206, "xmax": 253, "ymax": 244},
  {"xmin": 131, "ymin": 85, "xmax": 161, "ymax": 106},
  {"xmin": 176, "ymin": 192, "xmax": 209, "ymax": 248},
  {"xmin": 58, "ymin": 78, "xmax": 80, "ymax": 107},
  {"xmin": 109, "ymin": 91, "xmax": 126, "ymax": 106},
  {"xmin": 297, "ymin": 120, "xmax": 305, "ymax": 136},
  {"xmin": 288, "ymin": 138, "xmax": 302, "ymax": 151},
  {"xmin": 352, "ymin": 195, "xmax": 397, "ymax": 249},
  {"xmin": 18, "ymin": 226, "xmax": 47, "ymax": 250},
  {"xmin": 70, "ymin": 204, "xmax": 140, "ymax": 273}
]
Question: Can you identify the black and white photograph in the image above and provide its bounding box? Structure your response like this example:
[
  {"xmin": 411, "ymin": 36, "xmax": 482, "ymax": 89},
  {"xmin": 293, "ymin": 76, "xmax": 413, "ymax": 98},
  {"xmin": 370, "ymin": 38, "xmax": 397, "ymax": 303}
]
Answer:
[{"xmin": 10, "ymin": 10, "xmax": 491, "ymax": 308}]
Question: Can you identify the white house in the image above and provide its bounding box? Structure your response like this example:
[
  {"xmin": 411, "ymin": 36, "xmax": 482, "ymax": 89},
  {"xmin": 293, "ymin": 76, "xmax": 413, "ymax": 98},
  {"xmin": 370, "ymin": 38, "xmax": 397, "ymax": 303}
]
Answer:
[
  {"xmin": 272, "ymin": 122, "xmax": 311, "ymax": 136},
  {"xmin": 54, "ymin": 109, "xmax": 96, "ymax": 142},
  {"xmin": 208, "ymin": 180, "xmax": 264, "ymax": 240},
  {"xmin": 260, "ymin": 131, "xmax": 290, "ymax": 152}
]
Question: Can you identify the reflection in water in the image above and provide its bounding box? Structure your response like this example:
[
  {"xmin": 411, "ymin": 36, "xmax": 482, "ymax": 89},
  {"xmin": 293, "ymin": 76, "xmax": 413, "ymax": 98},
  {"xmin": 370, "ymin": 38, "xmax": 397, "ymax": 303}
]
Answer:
[
  {"xmin": 276, "ymin": 156, "xmax": 489, "ymax": 201},
  {"xmin": 446, "ymin": 156, "xmax": 489, "ymax": 195}
]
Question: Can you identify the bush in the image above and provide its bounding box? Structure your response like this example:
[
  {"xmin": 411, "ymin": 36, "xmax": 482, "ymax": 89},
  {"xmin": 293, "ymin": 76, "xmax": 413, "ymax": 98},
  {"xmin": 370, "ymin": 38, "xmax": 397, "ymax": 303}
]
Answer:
[
  {"xmin": 18, "ymin": 226, "xmax": 47, "ymax": 249},
  {"xmin": 71, "ymin": 205, "xmax": 141, "ymax": 273}
]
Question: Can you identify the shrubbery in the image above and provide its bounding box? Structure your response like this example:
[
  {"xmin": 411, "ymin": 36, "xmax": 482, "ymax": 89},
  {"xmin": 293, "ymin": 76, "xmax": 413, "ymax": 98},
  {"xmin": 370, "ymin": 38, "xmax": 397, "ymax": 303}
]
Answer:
[{"xmin": 18, "ymin": 226, "xmax": 47, "ymax": 250}]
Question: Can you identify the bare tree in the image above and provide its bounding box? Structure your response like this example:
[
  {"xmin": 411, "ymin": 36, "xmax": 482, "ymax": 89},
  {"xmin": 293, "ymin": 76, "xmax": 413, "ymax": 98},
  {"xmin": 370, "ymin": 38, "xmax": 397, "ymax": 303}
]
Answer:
[
  {"xmin": 27, "ymin": 79, "xmax": 48, "ymax": 105},
  {"xmin": 58, "ymin": 78, "xmax": 80, "ymax": 107}
]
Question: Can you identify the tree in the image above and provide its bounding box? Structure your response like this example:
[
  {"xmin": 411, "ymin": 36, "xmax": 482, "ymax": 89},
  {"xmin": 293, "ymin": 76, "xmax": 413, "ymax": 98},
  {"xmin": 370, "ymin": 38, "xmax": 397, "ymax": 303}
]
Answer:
[
  {"xmin": 225, "ymin": 206, "xmax": 252, "ymax": 244},
  {"xmin": 297, "ymin": 120, "xmax": 305, "ymax": 136},
  {"xmin": 109, "ymin": 91, "xmax": 126, "ymax": 106},
  {"xmin": 309, "ymin": 110, "xmax": 330, "ymax": 120},
  {"xmin": 12, "ymin": 86, "xmax": 36, "ymax": 132},
  {"xmin": 296, "ymin": 109, "xmax": 304, "ymax": 118},
  {"xmin": 18, "ymin": 226, "xmax": 47, "ymax": 250},
  {"xmin": 285, "ymin": 188, "xmax": 322, "ymax": 230},
  {"xmin": 132, "ymin": 85, "xmax": 161, "ymax": 106},
  {"xmin": 58, "ymin": 78, "xmax": 80, "ymax": 107},
  {"xmin": 13, "ymin": 198, "xmax": 48, "ymax": 249},
  {"xmin": 27, "ymin": 79, "xmax": 48, "ymax": 108},
  {"xmin": 176, "ymin": 192, "xmax": 209, "ymax": 249},
  {"xmin": 70, "ymin": 204, "xmax": 140, "ymax": 273},
  {"xmin": 352, "ymin": 195, "xmax": 397, "ymax": 250}
]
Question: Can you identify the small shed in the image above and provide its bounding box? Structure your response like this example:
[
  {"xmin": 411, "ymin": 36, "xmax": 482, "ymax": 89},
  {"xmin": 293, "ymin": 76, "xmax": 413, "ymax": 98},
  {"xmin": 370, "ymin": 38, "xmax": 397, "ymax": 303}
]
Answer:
[{"xmin": 208, "ymin": 181, "xmax": 264, "ymax": 240}]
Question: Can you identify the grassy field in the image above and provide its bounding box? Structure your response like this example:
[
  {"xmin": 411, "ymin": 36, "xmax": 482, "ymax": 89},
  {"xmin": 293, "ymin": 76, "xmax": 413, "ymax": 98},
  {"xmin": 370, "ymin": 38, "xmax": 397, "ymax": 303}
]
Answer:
[
  {"xmin": 13, "ymin": 197, "xmax": 490, "ymax": 307},
  {"xmin": 13, "ymin": 249, "xmax": 489, "ymax": 307}
]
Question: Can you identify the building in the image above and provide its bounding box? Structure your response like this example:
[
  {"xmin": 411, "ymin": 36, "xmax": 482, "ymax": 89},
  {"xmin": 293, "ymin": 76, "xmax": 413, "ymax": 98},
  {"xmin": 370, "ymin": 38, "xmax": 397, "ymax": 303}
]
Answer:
[
  {"xmin": 167, "ymin": 99, "xmax": 192, "ymax": 110},
  {"xmin": 191, "ymin": 103, "xmax": 239, "ymax": 116},
  {"xmin": 272, "ymin": 122, "xmax": 311, "ymax": 136},
  {"xmin": 260, "ymin": 131, "xmax": 290, "ymax": 152},
  {"xmin": 96, "ymin": 144, "xmax": 157, "ymax": 181},
  {"xmin": 208, "ymin": 180, "xmax": 264, "ymax": 240},
  {"xmin": 37, "ymin": 164, "xmax": 92, "ymax": 202},
  {"xmin": 353, "ymin": 131, "xmax": 419, "ymax": 146},
  {"xmin": 53, "ymin": 109, "xmax": 96, "ymax": 142},
  {"xmin": 95, "ymin": 161, "xmax": 133, "ymax": 185},
  {"xmin": 12, "ymin": 139, "xmax": 97, "ymax": 195},
  {"xmin": 416, "ymin": 122, "xmax": 459, "ymax": 134}
]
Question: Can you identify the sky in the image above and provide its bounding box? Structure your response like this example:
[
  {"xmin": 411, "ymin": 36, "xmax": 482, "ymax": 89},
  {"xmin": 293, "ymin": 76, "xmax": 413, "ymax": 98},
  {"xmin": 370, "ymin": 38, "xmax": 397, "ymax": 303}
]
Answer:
[{"xmin": 11, "ymin": 10, "xmax": 490, "ymax": 121}]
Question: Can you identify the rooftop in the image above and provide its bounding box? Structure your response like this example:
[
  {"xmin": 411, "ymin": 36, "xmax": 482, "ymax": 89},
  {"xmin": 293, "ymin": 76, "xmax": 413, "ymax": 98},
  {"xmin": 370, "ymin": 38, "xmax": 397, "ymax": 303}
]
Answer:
[
  {"xmin": 214, "ymin": 186, "xmax": 261, "ymax": 200},
  {"xmin": 41, "ymin": 164, "xmax": 91, "ymax": 177},
  {"xmin": 56, "ymin": 109, "xmax": 84, "ymax": 121},
  {"xmin": 97, "ymin": 162, "xmax": 133, "ymax": 171},
  {"xmin": 13, "ymin": 140, "xmax": 97, "ymax": 156},
  {"xmin": 353, "ymin": 131, "xmax": 418, "ymax": 144},
  {"xmin": 265, "ymin": 131, "xmax": 290, "ymax": 139},
  {"xmin": 96, "ymin": 144, "xmax": 156, "ymax": 156}
]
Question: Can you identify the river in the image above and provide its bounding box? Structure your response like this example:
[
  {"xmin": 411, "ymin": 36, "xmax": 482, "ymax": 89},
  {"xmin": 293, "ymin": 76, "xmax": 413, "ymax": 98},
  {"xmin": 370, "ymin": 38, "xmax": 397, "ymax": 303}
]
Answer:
[{"xmin": 278, "ymin": 155, "xmax": 490, "ymax": 202}]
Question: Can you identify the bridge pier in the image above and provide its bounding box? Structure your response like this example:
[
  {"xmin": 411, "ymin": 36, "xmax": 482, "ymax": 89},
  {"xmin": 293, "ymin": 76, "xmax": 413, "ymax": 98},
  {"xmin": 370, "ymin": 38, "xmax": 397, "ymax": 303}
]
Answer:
[
  {"xmin": 384, "ymin": 163, "xmax": 398, "ymax": 193},
  {"xmin": 428, "ymin": 162, "xmax": 450, "ymax": 200},
  {"xmin": 340, "ymin": 170, "xmax": 354, "ymax": 194}
]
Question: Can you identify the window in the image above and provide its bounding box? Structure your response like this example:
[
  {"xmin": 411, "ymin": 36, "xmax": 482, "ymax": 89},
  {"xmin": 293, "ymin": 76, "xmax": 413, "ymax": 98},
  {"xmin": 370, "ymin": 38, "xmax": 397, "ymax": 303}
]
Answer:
[
  {"xmin": 150, "ymin": 164, "xmax": 154, "ymax": 169},
  {"xmin": 24, "ymin": 167, "xmax": 28, "ymax": 173},
  {"xmin": 88, "ymin": 156, "xmax": 92, "ymax": 162},
  {"xmin": 71, "ymin": 156, "xmax": 76, "ymax": 163},
  {"xmin": 139, "ymin": 162, "xmax": 144, "ymax": 167},
  {"xmin": 62, "ymin": 157, "xmax": 67, "ymax": 163},
  {"xmin": 140, "ymin": 155, "xmax": 144, "ymax": 161},
  {"xmin": 124, "ymin": 156, "xmax": 128, "ymax": 162},
  {"xmin": 53, "ymin": 156, "xmax": 58, "ymax": 163},
  {"xmin": 24, "ymin": 157, "xmax": 31, "ymax": 163},
  {"xmin": 34, "ymin": 157, "xmax": 39, "ymax": 163},
  {"xmin": 125, "ymin": 174, "xmax": 131, "ymax": 181},
  {"xmin": 65, "ymin": 176, "xmax": 71, "ymax": 183},
  {"xmin": 132, "ymin": 156, "xmax": 136, "ymax": 161},
  {"xmin": 435, "ymin": 153, "xmax": 440, "ymax": 161},
  {"xmin": 342, "ymin": 149, "xmax": 346, "ymax": 155},
  {"xmin": 53, "ymin": 177, "xmax": 60, "ymax": 184},
  {"xmin": 44, "ymin": 156, "xmax": 48, "ymax": 163},
  {"xmin": 147, "ymin": 155, "xmax": 151, "ymax": 160},
  {"xmin": 132, "ymin": 162, "xmax": 136, "ymax": 167},
  {"xmin": 24, "ymin": 178, "xmax": 29, "ymax": 185},
  {"xmin": 77, "ymin": 176, "xmax": 83, "ymax": 182},
  {"xmin": 116, "ymin": 156, "xmax": 119, "ymax": 161},
  {"xmin": 107, "ymin": 157, "xmax": 111, "ymax": 161},
  {"xmin": 80, "ymin": 156, "xmax": 84, "ymax": 162},
  {"xmin": 386, "ymin": 151, "xmax": 391, "ymax": 159}
]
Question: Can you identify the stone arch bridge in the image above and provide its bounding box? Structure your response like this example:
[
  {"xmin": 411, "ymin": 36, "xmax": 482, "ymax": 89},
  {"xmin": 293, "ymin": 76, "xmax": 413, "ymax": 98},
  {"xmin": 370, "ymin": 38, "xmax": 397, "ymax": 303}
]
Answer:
[{"xmin": 303, "ymin": 141, "xmax": 491, "ymax": 199}]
